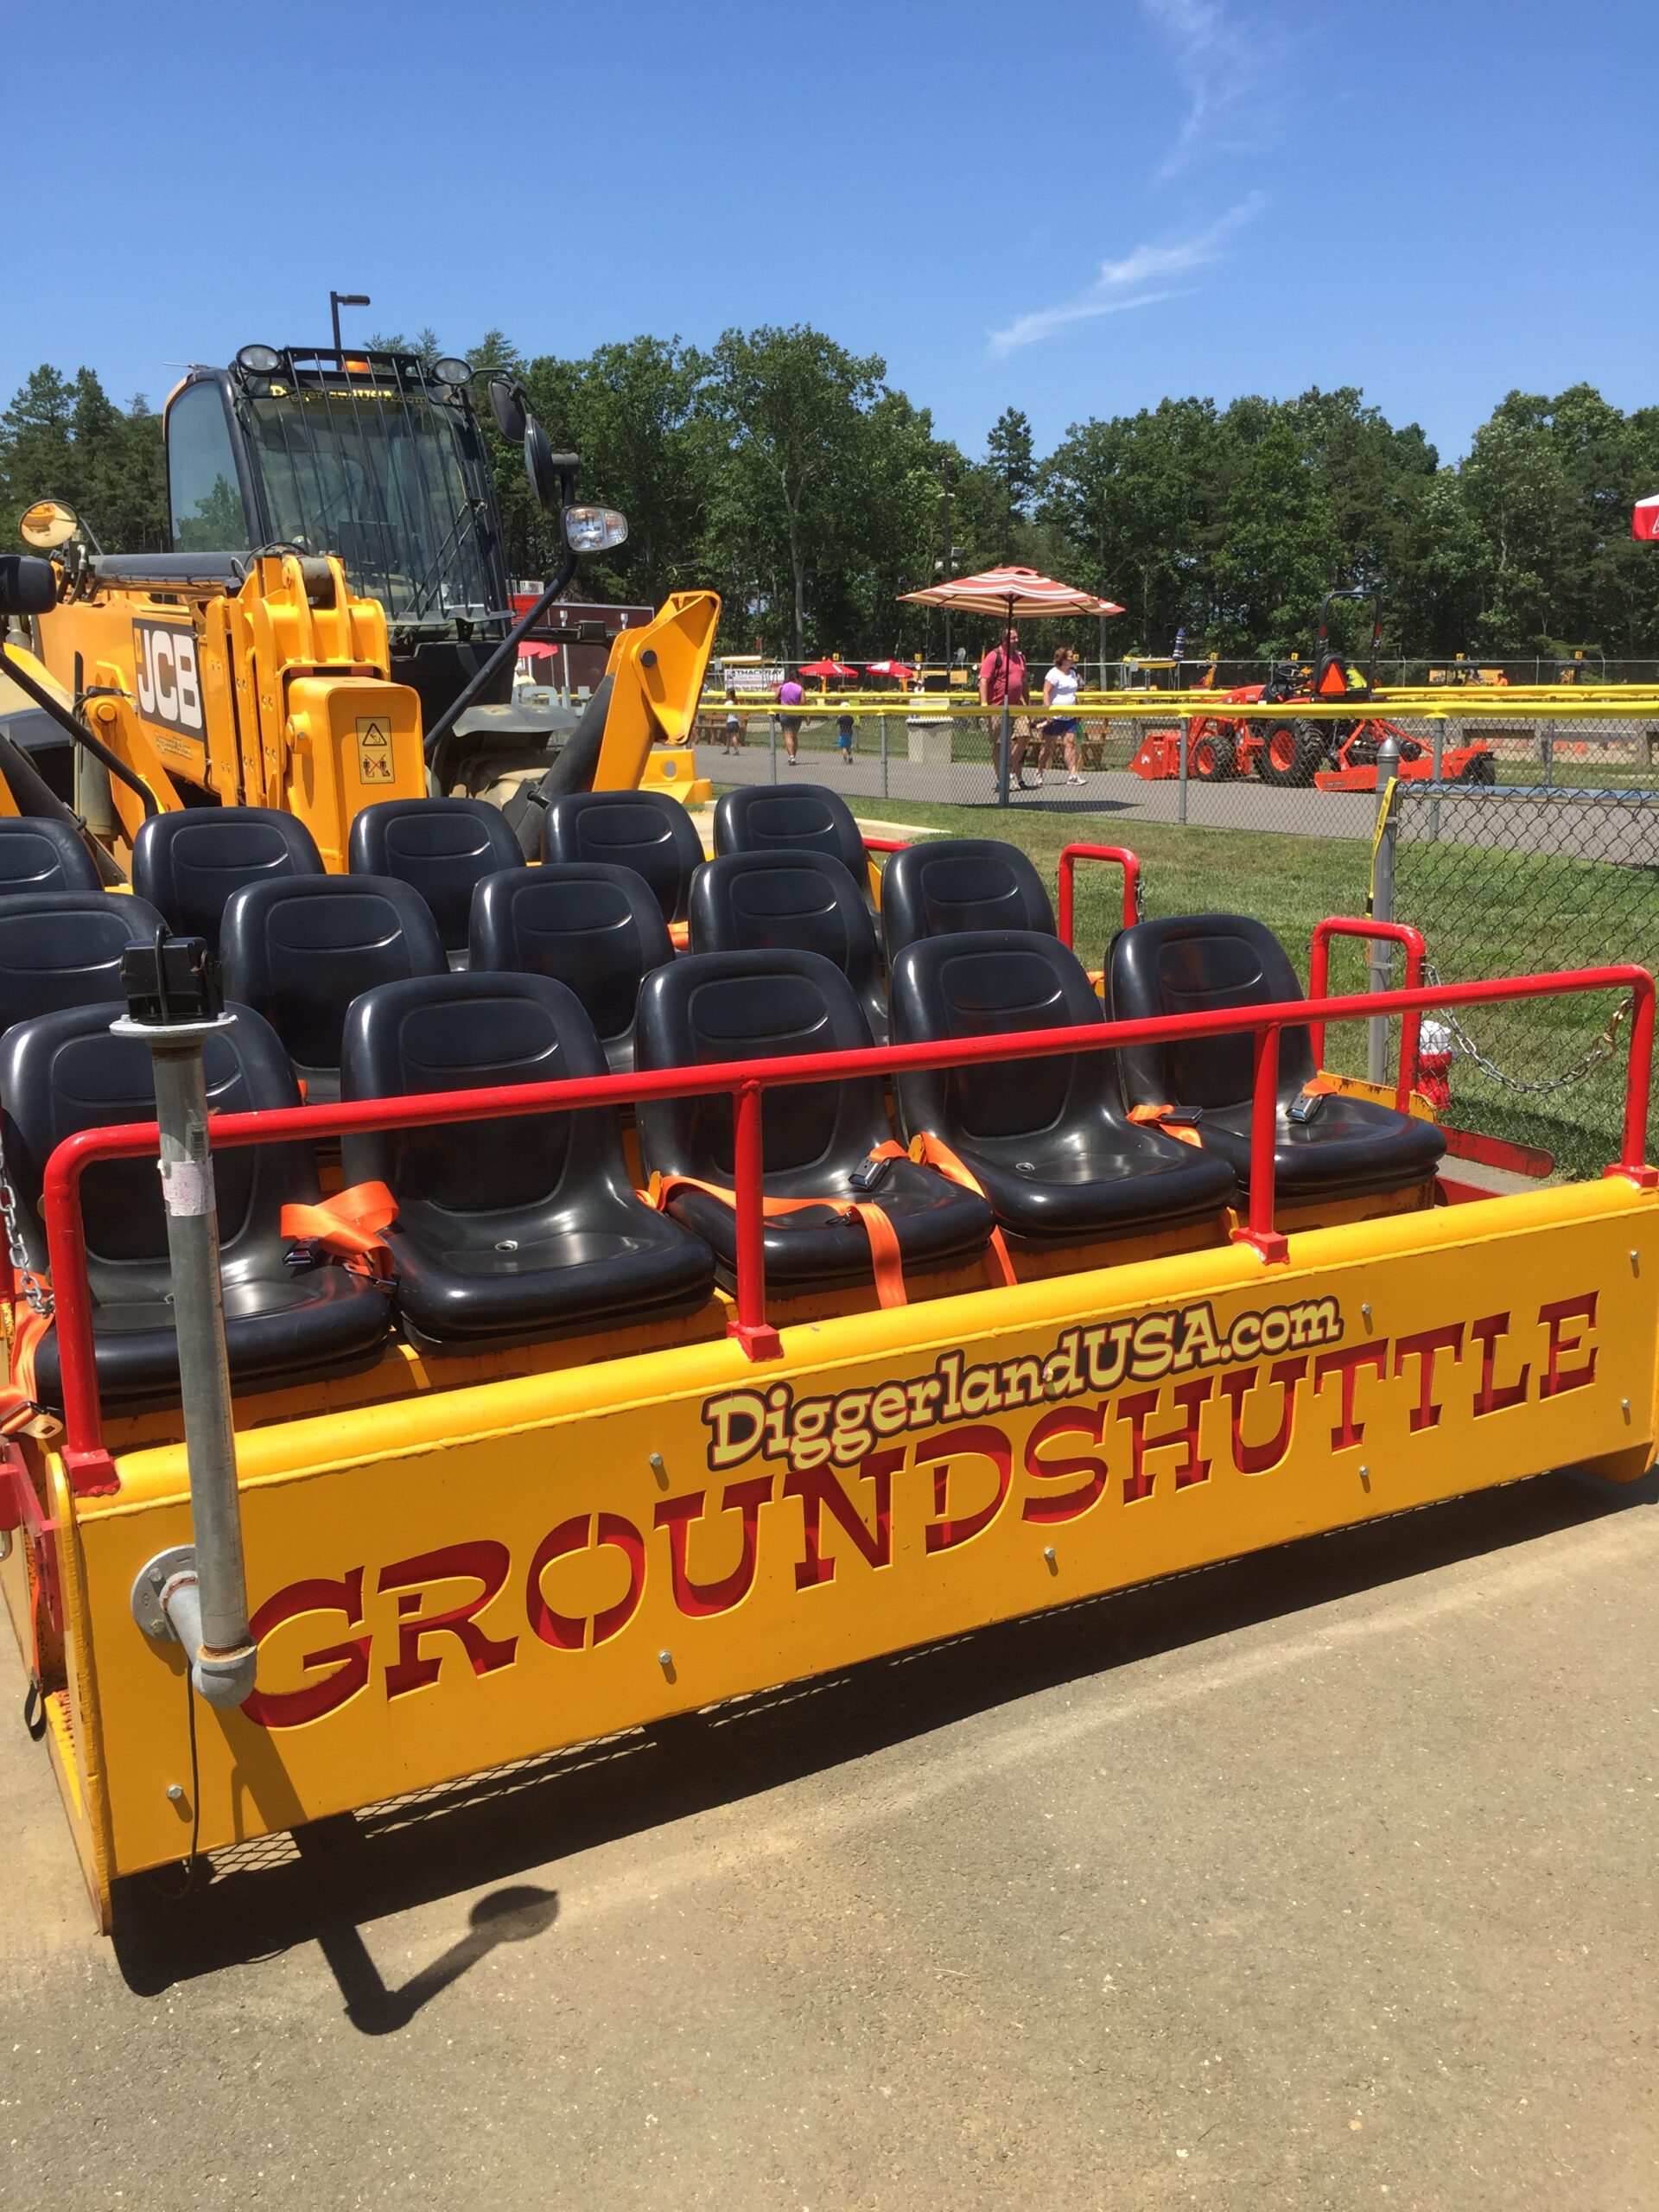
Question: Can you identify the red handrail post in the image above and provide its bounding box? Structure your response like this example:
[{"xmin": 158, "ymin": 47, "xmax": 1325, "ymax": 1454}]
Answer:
[
  {"xmin": 1057, "ymin": 844, "xmax": 1141, "ymax": 950},
  {"xmin": 728, "ymin": 1079, "xmax": 783, "ymax": 1360},
  {"xmin": 1308, "ymin": 916, "xmax": 1427, "ymax": 1110},
  {"xmin": 1611, "ymin": 971, "xmax": 1659, "ymax": 1188},
  {"xmin": 43, "ymin": 1147, "xmax": 117, "ymax": 1497},
  {"xmin": 1230, "ymin": 1024, "xmax": 1289, "ymax": 1264}
]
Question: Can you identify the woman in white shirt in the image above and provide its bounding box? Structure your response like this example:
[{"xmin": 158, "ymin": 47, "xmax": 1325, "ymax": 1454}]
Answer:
[{"xmin": 1040, "ymin": 645, "xmax": 1084, "ymax": 784}]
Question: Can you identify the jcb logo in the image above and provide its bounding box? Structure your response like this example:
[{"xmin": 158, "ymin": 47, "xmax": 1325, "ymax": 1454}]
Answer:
[{"xmin": 132, "ymin": 621, "xmax": 203, "ymax": 738}]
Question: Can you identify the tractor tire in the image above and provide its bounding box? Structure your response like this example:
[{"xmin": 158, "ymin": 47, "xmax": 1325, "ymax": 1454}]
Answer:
[
  {"xmin": 1454, "ymin": 749, "xmax": 1497, "ymax": 786},
  {"xmin": 1190, "ymin": 729, "xmax": 1237, "ymax": 780},
  {"xmin": 1255, "ymin": 718, "xmax": 1325, "ymax": 786}
]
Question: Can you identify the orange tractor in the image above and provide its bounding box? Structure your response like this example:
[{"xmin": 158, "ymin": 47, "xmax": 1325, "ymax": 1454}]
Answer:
[{"xmin": 1132, "ymin": 588, "xmax": 1497, "ymax": 791}]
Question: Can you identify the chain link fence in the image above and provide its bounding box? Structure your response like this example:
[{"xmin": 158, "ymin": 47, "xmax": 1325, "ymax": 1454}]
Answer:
[{"xmin": 1388, "ymin": 786, "xmax": 1659, "ymax": 1179}]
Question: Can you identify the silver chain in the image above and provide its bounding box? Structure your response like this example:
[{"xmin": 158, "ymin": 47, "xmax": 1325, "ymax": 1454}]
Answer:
[
  {"xmin": 1423, "ymin": 960, "xmax": 1630, "ymax": 1096},
  {"xmin": 0, "ymin": 1120, "xmax": 51, "ymax": 1318}
]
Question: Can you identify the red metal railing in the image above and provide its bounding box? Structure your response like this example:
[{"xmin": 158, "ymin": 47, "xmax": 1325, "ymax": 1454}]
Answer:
[
  {"xmin": 38, "ymin": 962, "xmax": 1655, "ymax": 1494},
  {"xmin": 1058, "ymin": 844, "xmax": 1142, "ymax": 944},
  {"xmin": 1308, "ymin": 918, "xmax": 1427, "ymax": 1112}
]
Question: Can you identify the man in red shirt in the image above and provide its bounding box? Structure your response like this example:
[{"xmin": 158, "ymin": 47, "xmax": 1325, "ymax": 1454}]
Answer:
[{"xmin": 979, "ymin": 627, "xmax": 1033, "ymax": 788}]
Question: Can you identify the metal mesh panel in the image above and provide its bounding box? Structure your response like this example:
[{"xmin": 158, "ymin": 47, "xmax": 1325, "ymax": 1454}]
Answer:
[{"xmin": 1390, "ymin": 783, "xmax": 1659, "ymax": 1179}]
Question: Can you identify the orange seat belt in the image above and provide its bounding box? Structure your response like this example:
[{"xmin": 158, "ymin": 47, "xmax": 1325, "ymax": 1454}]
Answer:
[
  {"xmin": 281, "ymin": 1180, "xmax": 398, "ymax": 1280},
  {"xmin": 899, "ymin": 1133, "xmax": 1018, "ymax": 1287},
  {"xmin": 1127, "ymin": 1103, "xmax": 1205, "ymax": 1150},
  {"xmin": 0, "ymin": 1306, "xmax": 55, "ymax": 1437},
  {"xmin": 646, "ymin": 1165, "xmax": 912, "ymax": 1308},
  {"xmin": 668, "ymin": 919, "xmax": 691, "ymax": 951}
]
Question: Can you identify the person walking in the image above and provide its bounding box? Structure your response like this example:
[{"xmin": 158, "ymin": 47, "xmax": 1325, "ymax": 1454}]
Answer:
[
  {"xmin": 1041, "ymin": 645, "xmax": 1084, "ymax": 784},
  {"xmin": 979, "ymin": 627, "xmax": 1032, "ymax": 789},
  {"xmin": 835, "ymin": 706, "xmax": 856, "ymax": 765},
  {"xmin": 723, "ymin": 684, "xmax": 743, "ymax": 755},
  {"xmin": 778, "ymin": 675, "xmax": 804, "ymax": 765}
]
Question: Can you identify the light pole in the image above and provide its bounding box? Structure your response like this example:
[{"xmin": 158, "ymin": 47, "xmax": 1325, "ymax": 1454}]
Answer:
[{"xmin": 330, "ymin": 290, "xmax": 371, "ymax": 355}]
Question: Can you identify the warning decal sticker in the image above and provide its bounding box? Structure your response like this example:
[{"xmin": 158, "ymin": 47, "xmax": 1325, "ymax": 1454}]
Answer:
[{"xmin": 356, "ymin": 716, "xmax": 395, "ymax": 784}]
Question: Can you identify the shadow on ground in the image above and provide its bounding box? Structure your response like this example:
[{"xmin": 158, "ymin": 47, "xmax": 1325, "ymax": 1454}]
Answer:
[{"xmin": 110, "ymin": 1463, "xmax": 1655, "ymax": 2024}]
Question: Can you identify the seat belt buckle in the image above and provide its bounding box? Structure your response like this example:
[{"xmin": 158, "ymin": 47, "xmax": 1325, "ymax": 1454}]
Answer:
[
  {"xmin": 1287, "ymin": 1089, "xmax": 1325, "ymax": 1126},
  {"xmin": 1160, "ymin": 1105, "xmax": 1204, "ymax": 1126},
  {"xmin": 848, "ymin": 1154, "xmax": 894, "ymax": 1194}
]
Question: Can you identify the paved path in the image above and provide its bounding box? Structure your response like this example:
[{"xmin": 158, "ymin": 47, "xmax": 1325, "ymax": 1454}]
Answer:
[{"xmin": 3, "ymin": 1466, "xmax": 1656, "ymax": 2209}]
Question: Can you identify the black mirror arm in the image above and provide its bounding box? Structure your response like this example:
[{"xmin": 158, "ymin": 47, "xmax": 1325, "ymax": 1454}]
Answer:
[
  {"xmin": 422, "ymin": 543, "xmax": 580, "ymax": 763},
  {"xmin": 0, "ymin": 637, "xmax": 161, "ymax": 817}
]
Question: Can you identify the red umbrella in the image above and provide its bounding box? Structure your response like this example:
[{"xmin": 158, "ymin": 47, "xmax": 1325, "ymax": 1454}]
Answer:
[
  {"xmin": 864, "ymin": 659, "xmax": 917, "ymax": 683},
  {"xmin": 799, "ymin": 658, "xmax": 859, "ymax": 680}
]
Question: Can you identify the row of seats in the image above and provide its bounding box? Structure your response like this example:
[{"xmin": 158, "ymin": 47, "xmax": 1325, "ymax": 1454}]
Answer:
[{"xmin": 1, "ymin": 925, "xmax": 1442, "ymax": 1418}]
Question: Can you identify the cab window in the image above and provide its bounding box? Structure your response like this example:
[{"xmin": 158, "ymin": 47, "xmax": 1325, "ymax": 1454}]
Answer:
[{"xmin": 168, "ymin": 382, "xmax": 250, "ymax": 552}]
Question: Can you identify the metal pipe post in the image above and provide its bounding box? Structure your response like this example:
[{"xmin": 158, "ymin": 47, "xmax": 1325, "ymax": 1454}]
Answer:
[
  {"xmin": 1368, "ymin": 736, "xmax": 1401, "ymax": 1085},
  {"xmin": 1178, "ymin": 715, "xmax": 1189, "ymax": 825},
  {"xmin": 1428, "ymin": 715, "xmax": 1445, "ymax": 844},
  {"xmin": 997, "ymin": 700, "xmax": 1011, "ymax": 807},
  {"xmin": 880, "ymin": 711, "xmax": 889, "ymax": 801},
  {"xmin": 122, "ymin": 1014, "xmax": 256, "ymax": 1707},
  {"xmin": 768, "ymin": 712, "xmax": 778, "ymax": 784}
]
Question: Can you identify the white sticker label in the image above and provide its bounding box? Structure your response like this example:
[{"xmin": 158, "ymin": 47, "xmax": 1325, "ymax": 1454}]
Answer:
[{"xmin": 159, "ymin": 1158, "xmax": 214, "ymax": 1217}]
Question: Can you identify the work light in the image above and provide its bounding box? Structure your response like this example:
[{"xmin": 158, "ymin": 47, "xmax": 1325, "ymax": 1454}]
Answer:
[{"xmin": 563, "ymin": 506, "xmax": 629, "ymax": 554}]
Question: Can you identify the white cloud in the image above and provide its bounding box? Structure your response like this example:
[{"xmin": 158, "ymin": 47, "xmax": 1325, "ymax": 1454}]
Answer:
[
  {"xmin": 1142, "ymin": 0, "xmax": 1275, "ymax": 181},
  {"xmin": 986, "ymin": 194, "xmax": 1264, "ymax": 356}
]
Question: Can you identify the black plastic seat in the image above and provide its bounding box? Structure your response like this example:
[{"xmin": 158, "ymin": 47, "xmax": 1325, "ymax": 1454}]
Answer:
[
  {"xmin": 219, "ymin": 875, "xmax": 447, "ymax": 1103},
  {"xmin": 0, "ymin": 890, "xmax": 168, "ymax": 1038},
  {"xmin": 542, "ymin": 791, "xmax": 704, "ymax": 925},
  {"xmin": 131, "ymin": 807, "xmax": 323, "ymax": 953},
  {"xmin": 468, "ymin": 863, "xmax": 672, "ymax": 1075},
  {"xmin": 880, "ymin": 837, "xmax": 1056, "ymax": 965},
  {"xmin": 0, "ymin": 817, "xmax": 105, "ymax": 896},
  {"xmin": 347, "ymin": 797, "xmax": 524, "ymax": 963},
  {"xmin": 713, "ymin": 783, "xmax": 868, "ymax": 882},
  {"xmin": 339, "ymin": 973, "xmax": 713, "ymax": 1352},
  {"xmin": 889, "ymin": 933, "xmax": 1236, "ymax": 1242},
  {"xmin": 1107, "ymin": 914, "xmax": 1446, "ymax": 1201},
  {"xmin": 689, "ymin": 852, "xmax": 888, "ymax": 1042},
  {"xmin": 634, "ymin": 950, "xmax": 995, "ymax": 1298},
  {"xmin": 0, "ymin": 1003, "xmax": 391, "ymax": 1413}
]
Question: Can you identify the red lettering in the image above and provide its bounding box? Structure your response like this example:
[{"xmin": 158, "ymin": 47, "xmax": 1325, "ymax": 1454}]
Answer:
[
  {"xmin": 655, "ymin": 1476, "xmax": 774, "ymax": 1616},
  {"xmin": 1116, "ymin": 1378, "xmax": 1213, "ymax": 1501},
  {"xmin": 244, "ymin": 1567, "xmax": 371, "ymax": 1729},
  {"xmin": 1469, "ymin": 1312, "xmax": 1529, "ymax": 1416},
  {"xmin": 1392, "ymin": 1325, "xmax": 1465, "ymax": 1433},
  {"xmin": 919, "ymin": 1424, "xmax": 1012, "ymax": 1554},
  {"xmin": 1020, "ymin": 1405, "xmax": 1109, "ymax": 1523},
  {"xmin": 784, "ymin": 1451, "xmax": 898, "ymax": 1588},
  {"xmin": 525, "ymin": 1512, "xmax": 645, "ymax": 1649},
  {"xmin": 1539, "ymin": 1294, "xmax": 1598, "ymax": 1398},
  {"xmin": 379, "ymin": 1541, "xmax": 518, "ymax": 1699},
  {"xmin": 1312, "ymin": 1343, "xmax": 1389, "ymax": 1450},
  {"xmin": 1216, "ymin": 1358, "xmax": 1307, "ymax": 1474}
]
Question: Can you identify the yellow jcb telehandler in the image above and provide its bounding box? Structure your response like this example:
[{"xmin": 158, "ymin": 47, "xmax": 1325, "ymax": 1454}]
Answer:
[{"xmin": 0, "ymin": 341, "xmax": 715, "ymax": 877}]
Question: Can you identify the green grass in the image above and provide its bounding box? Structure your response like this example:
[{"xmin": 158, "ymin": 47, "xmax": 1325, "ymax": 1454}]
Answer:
[{"xmin": 854, "ymin": 795, "xmax": 1654, "ymax": 1179}]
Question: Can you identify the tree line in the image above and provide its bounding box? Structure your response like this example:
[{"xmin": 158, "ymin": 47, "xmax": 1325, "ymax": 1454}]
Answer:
[{"xmin": 4, "ymin": 332, "xmax": 1657, "ymax": 664}]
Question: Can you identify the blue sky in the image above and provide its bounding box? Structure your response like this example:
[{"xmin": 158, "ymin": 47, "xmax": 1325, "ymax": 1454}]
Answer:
[{"xmin": 10, "ymin": 0, "xmax": 1655, "ymax": 463}]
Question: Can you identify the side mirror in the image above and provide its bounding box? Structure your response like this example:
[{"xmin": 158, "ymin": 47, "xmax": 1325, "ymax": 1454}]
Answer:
[
  {"xmin": 523, "ymin": 416, "xmax": 577, "ymax": 516},
  {"xmin": 0, "ymin": 555, "xmax": 59, "ymax": 617},
  {"xmin": 20, "ymin": 499, "xmax": 79, "ymax": 552},
  {"xmin": 563, "ymin": 505, "xmax": 629, "ymax": 555},
  {"xmin": 487, "ymin": 376, "xmax": 527, "ymax": 444}
]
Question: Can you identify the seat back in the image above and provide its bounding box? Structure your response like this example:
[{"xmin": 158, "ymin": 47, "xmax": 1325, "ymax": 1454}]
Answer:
[
  {"xmin": 346, "ymin": 797, "xmax": 524, "ymax": 953},
  {"xmin": 0, "ymin": 891, "xmax": 168, "ymax": 1038},
  {"xmin": 0, "ymin": 816, "xmax": 105, "ymax": 896},
  {"xmin": 0, "ymin": 1001, "xmax": 312, "ymax": 1290},
  {"xmin": 219, "ymin": 874, "xmax": 447, "ymax": 1082},
  {"xmin": 880, "ymin": 838, "xmax": 1055, "ymax": 963},
  {"xmin": 542, "ymin": 791, "xmax": 704, "ymax": 924},
  {"xmin": 713, "ymin": 783, "xmax": 868, "ymax": 879},
  {"xmin": 131, "ymin": 807, "xmax": 324, "ymax": 951},
  {"xmin": 340, "ymin": 972, "xmax": 622, "ymax": 1216},
  {"xmin": 689, "ymin": 853, "xmax": 884, "ymax": 1021},
  {"xmin": 888, "ymin": 931, "xmax": 1109, "ymax": 1143},
  {"xmin": 468, "ymin": 863, "xmax": 672, "ymax": 1054},
  {"xmin": 1107, "ymin": 913, "xmax": 1313, "ymax": 1109},
  {"xmin": 634, "ymin": 950, "xmax": 884, "ymax": 1188}
]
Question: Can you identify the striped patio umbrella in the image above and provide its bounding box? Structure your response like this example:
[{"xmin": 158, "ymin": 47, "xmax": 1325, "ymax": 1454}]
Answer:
[{"xmin": 899, "ymin": 566, "xmax": 1124, "ymax": 799}]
